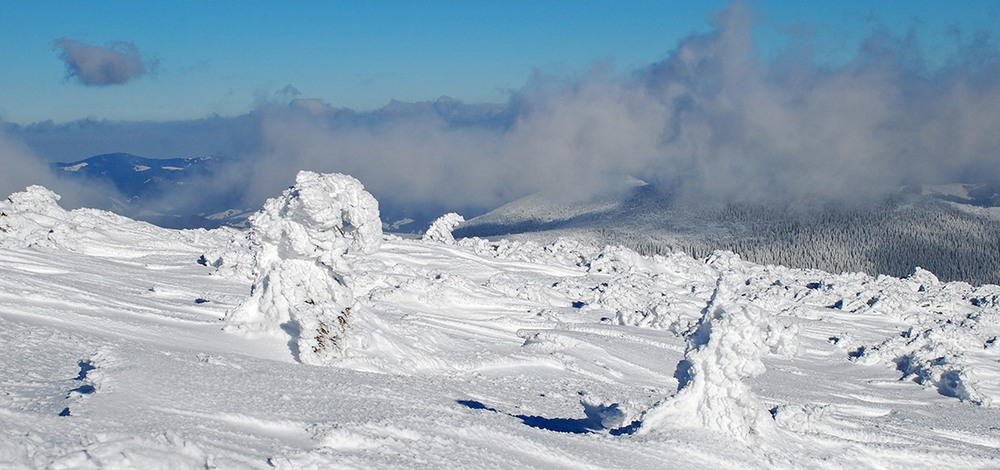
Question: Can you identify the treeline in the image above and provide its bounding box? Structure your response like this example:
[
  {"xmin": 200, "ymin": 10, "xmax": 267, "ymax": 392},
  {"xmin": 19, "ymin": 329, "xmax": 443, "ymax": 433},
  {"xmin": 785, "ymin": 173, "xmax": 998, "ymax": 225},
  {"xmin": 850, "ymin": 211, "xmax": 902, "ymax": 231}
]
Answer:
[{"xmin": 594, "ymin": 198, "xmax": 1000, "ymax": 286}]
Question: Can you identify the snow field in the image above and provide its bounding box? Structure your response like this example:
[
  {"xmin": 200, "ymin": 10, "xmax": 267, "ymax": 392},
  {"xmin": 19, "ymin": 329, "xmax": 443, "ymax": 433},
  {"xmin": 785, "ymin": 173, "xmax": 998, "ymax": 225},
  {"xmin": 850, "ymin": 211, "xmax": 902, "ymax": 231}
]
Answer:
[{"xmin": 2, "ymin": 173, "xmax": 1000, "ymax": 468}]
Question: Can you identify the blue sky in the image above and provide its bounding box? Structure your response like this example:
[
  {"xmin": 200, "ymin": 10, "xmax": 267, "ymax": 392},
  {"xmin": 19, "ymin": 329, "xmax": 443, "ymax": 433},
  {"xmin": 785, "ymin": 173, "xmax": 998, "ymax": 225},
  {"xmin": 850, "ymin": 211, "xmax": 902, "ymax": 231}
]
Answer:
[{"xmin": 3, "ymin": 1, "xmax": 998, "ymax": 124}]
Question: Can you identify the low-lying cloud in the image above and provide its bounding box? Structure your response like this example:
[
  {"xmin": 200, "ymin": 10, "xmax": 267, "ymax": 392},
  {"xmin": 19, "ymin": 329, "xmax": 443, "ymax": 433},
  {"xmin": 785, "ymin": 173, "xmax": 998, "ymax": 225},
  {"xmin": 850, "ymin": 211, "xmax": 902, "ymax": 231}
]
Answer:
[
  {"xmin": 241, "ymin": 2, "xmax": 1000, "ymax": 214},
  {"xmin": 54, "ymin": 38, "xmax": 151, "ymax": 86},
  {"xmin": 631, "ymin": 4, "xmax": 1000, "ymax": 202},
  {"xmin": 9, "ymin": 2, "xmax": 1000, "ymax": 222},
  {"xmin": 0, "ymin": 129, "xmax": 115, "ymax": 210}
]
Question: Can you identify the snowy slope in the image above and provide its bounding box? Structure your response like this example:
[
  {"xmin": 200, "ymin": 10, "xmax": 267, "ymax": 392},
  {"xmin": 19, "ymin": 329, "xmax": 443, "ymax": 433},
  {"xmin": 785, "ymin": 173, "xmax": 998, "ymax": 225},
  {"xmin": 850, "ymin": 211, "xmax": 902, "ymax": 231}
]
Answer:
[
  {"xmin": 923, "ymin": 182, "xmax": 1000, "ymax": 209},
  {"xmin": 456, "ymin": 183, "xmax": 1000, "ymax": 286},
  {"xmin": 2, "ymin": 175, "xmax": 1000, "ymax": 468}
]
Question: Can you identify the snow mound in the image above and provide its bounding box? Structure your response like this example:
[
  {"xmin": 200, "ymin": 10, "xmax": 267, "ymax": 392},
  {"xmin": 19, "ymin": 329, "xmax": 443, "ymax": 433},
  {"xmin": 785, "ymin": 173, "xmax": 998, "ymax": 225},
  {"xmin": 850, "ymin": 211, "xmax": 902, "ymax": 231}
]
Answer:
[
  {"xmin": 589, "ymin": 249, "xmax": 718, "ymax": 332},
  {"xmin": 851, "ymin": 316, "xmax": 994, "ymax": 405},
  {"xmin": 638, "ymin": 274, "xmax": 797, "ymax": 443},
  {"xmin": 0, "ymin": 186, "xmax": 71, "ymax": 249},
  {"xmin": 458, "ymin": 236, "xmax": 598, "ymax": 267},
  {"xmin": 249, "ymin": 170, "xmax": 382, "ymax": 264},
  {"xmin": 2, "ymin": 185, "xmax": 64, "ymax": 217},
  {"xmin": 422, "ymin": 212, "xmax": 464, "ymax": 244},
  {"xmin": 222, "ymin": 171, "xmax": 382, "ymax": 365},
  {"xmin": 828, "ymin": 268, "xmax": 1000, "ymax": 405},
  {"xmin": 1, "ymin": 185, "xmax": 206, "ymax": 255}
]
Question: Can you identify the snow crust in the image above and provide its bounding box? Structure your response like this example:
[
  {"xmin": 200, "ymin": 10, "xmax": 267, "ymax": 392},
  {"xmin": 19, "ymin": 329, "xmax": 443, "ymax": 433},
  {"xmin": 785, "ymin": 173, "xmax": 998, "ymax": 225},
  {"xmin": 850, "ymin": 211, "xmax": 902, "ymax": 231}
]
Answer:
[{"xmin": 3, "ymin": 178, "xmax": 1000, "ymax": 468}]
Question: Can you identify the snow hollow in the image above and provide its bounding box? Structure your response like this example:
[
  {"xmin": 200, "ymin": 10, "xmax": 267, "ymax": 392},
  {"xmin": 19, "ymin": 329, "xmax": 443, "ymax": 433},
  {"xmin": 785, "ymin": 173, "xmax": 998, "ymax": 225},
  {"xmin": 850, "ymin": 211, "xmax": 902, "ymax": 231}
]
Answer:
[{"xmin": 2, "ymin": 171, "xmax": 1000, "ymax": 468}]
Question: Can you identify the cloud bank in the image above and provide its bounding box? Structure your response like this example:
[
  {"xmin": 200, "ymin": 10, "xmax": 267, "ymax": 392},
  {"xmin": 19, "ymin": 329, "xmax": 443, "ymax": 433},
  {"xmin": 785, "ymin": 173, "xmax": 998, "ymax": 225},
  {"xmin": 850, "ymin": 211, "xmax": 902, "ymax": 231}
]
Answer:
[
  {"xmin": 9, "ymin": 2, "xmax": 1000, "ymax": 222},
  {"xmin": 241, "ymin": 3, "xmax": 1000, "ymax": 214},
  {"xmin": 54, "ymin": 38, "xmax": 151, "ymax": 86}
]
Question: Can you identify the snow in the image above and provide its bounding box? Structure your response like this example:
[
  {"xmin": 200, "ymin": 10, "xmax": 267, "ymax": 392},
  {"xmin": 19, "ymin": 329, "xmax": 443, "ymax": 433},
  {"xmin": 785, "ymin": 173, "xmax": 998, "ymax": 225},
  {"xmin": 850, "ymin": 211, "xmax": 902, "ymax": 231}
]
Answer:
[
  {"xmin": 213, "ymin": 171, "xmax": 382, "ymax": 365},
  {"xmin": 2, "ymin": 173, "xmax": 1000, "ymax": 468},
  {"xmin": 60, "ymin": 162, "xmax": 88, "ymax": 172},
  {"xmin": 423, "ymin": 212, "xmax": 464, "ymax": 244},
  {"xmin": 637, "ymin": 273, "xmax": 797, "ymax": 443}
]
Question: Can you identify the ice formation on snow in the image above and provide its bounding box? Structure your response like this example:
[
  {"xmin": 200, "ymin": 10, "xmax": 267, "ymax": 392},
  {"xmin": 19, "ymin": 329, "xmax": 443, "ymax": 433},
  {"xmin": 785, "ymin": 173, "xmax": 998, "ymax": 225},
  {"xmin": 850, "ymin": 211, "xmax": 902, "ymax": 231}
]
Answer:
[
  {"xmin": 422, "ymin": 212, "xmax": 464, "ymax": 244},
  {"xmin": 844, "ymin": 268, "xmax": 1000, "ymax": 406},
  {"xmin": 0, "ymin": 186, "xmax": 71, "ymax": 249},
  {"xmin": 637, "ymin": 273, "xmax": 797, "ymax": 443},
  {"xmin": 1, "ymin": 185, "xmax": 64, "ymax": 218},
  {"xmin": 221, "ymin": 171, "xmax": 382, "ymax": 365}
]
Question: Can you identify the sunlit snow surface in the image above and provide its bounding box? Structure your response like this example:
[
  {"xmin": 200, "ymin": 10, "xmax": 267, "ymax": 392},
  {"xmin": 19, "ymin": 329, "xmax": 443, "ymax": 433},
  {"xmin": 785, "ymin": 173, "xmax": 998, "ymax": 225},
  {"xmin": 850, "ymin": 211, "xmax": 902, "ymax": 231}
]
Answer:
[{"xmin": 2, "ymin": 180, "xmax": 1000, "ymax": 468}]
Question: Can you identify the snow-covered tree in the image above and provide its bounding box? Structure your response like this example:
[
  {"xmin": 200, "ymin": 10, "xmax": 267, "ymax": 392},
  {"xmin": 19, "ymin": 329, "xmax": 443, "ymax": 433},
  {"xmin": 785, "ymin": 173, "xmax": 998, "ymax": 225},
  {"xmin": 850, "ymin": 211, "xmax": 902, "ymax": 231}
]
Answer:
[
  {"xmin": 423, "ymin": 212, "xmax": 465, "ymax": 244},
  {"xmin": 223, "ymin": 171, "xmax": 382, "ymax": 365}
]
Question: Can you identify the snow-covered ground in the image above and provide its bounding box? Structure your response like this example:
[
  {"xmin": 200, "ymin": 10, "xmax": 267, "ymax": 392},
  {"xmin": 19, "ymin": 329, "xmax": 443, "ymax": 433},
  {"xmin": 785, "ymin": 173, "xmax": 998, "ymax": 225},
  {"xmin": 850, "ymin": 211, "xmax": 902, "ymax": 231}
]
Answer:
[{"xmin": 2, "ymin": 174, "xmax": 1000, "ymax": 468}]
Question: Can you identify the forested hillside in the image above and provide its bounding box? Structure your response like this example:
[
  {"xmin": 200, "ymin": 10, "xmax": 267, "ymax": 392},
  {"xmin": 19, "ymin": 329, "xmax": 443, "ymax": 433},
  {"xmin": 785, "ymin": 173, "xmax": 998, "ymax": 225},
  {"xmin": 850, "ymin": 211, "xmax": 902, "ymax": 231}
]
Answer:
[{"xmin": 458, "ymin": 189, "xmax": 1000, "ymax": 286}]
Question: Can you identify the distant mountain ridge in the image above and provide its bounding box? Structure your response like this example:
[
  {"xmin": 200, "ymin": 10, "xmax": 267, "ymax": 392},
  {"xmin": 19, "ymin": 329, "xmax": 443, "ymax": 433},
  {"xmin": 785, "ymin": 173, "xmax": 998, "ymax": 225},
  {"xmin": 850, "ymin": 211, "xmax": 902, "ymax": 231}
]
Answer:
[
  {"xmin": 46, "ymin": 152, "xmax": 1000, "ymax": 285},
  {"xmin": 50, "ymin": 153, "xmax": 251, "ymax": 228},
  {"xmin": 53, "ymin": 153, "xmax": 220, "ymax": 198}
]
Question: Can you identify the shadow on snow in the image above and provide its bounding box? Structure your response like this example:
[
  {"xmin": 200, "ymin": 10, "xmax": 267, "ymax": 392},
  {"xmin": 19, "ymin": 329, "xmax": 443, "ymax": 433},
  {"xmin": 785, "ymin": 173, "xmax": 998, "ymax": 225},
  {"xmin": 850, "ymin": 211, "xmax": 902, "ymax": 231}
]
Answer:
[{"xmin": 457, "ymin": 399, "xmax": 641, "ymax": 436}]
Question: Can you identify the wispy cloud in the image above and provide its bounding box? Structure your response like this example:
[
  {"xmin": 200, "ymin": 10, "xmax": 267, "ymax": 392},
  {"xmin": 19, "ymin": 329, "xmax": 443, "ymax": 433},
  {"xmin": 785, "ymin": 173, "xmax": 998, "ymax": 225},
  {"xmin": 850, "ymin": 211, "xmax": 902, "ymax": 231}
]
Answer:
[{"xmin": 53, "ymin": 38, "xmax": 152, "ymax": 86}]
